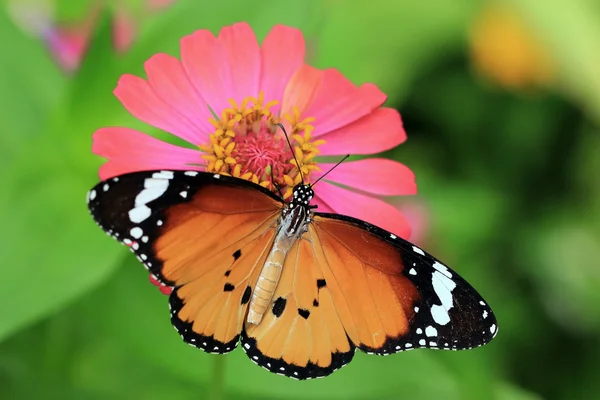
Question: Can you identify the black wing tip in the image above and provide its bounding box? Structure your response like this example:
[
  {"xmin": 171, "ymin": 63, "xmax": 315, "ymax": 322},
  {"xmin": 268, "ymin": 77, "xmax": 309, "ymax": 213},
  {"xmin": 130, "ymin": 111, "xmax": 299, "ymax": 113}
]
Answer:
[
  {"xmin": 240, "ymin": 330, "xmax": 355, "ymax": 380},
  {"xmin": 169, "ymin": 288, "xmax": 239, "ymax": 354},
  {"xmin": 86, "ymin": 169, "xmax": 283, "ymax": 205}
]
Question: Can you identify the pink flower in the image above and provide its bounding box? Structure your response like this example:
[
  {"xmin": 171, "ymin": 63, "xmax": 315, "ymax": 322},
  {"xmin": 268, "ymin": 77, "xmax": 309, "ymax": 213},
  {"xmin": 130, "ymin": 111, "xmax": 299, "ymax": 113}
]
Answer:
[
  {"xmin": 94, "ymin": 22, "xmax": 416, "ymax": 238},
  {"xmin": 8, "ymin": 1, "xmax": 173, "ymax": 73}
]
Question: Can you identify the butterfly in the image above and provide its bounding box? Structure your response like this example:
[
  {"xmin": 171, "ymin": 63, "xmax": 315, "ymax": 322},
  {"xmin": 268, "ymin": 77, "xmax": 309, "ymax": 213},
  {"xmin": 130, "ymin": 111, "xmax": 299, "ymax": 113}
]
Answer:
[{"xmin": 87, "ymin": 169, "xmax": 498, "ymax": 380}]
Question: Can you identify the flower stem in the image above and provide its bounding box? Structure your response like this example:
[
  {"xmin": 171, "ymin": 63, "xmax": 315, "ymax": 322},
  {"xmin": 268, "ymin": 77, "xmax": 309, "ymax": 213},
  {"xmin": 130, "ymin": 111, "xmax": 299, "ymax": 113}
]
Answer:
[{"xmin": 208, "ymin": 355, "xmax": 226, "ymax": 400}]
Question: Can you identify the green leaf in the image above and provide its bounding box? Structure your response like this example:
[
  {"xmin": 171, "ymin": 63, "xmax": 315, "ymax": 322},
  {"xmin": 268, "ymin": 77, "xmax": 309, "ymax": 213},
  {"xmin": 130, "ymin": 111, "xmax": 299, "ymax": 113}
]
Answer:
[
  {"xmin": 0, "ymin": 6, "xmax": 66, "ymax": 168},
  {"xmin": 0, "ymin": 144, "xmax": 123, "ymax": 343},
  {"xmin": 520, "ymin": 211, "xmax": 600, "ymax": 333},
  {"xmin": 314, "ymin": 0, "xmax": 478, "ymax": 105}
]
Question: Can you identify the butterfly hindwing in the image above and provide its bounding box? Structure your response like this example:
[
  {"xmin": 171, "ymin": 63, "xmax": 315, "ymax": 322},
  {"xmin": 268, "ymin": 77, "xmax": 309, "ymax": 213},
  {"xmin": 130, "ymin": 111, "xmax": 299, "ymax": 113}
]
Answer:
[{"xmin": 242, "ymin": 236, "xmax": 355, "ymax": 379}]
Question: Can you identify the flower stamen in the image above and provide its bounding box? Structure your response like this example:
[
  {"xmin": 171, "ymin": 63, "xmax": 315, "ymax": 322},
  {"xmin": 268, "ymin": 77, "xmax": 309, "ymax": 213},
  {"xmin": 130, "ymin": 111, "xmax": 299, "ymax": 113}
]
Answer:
[{"xmin": 198, "ymin": 91, "xmax": 324, "ymax": 200}]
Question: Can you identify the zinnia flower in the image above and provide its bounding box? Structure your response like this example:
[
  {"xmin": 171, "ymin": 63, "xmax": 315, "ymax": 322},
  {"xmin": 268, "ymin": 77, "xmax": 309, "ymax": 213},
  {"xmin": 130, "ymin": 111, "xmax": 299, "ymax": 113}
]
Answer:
[{"xmin": 95, "ymin": 22, "xmax": 417, "ymax": 295}]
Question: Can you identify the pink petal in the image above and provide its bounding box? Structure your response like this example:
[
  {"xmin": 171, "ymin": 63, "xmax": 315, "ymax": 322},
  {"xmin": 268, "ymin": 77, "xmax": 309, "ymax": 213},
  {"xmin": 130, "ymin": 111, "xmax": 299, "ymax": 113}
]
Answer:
[
  {"xmin": 318, "ymin": 108, "xmax": 406, "ymax": 156},
  {"xmin": 180, "ymin": 29, "xmax": 233, "ymax": 115},
  {"xmin": 218, "ymin": 22, "xmax": 261, "ymax": 104},
  {"xmin": 313, "ymin": 181, "xmax": 411, "ymax": 239},
  {"xmin": 304, "ymin": 69, "xmax": 387, "ymax": 135},
  {"xmin": 93, "ymin": 127, "xmax": 204, "ymax": 180},
  {"xmin": 260, "ymin": 25, "xmax": 305, "ymax": 113},
  {"xmin": 112, "ymin": 7, "xmax": 135, "ymax": 53},
  {"xmin": 45, "ymin": 28, "xmax": 88, "ymax": 72},
  {"xmin": 392, "ymin": 199, "xmax": 430, "ymax": 245},
  {"xmin": 144, "ymin": 53, "xmax": 214, "ymax": 141},
  {"xmin": 114, "ymin": 74, "xmax": 207, "ymax": 144},
  {"xmin": 312, "ymin": 158, "xmax": 417, "ymax": 196},
  {"xmin": 147, "ymin": 0, "xmax": 176, "ymax": 11},
  {"xmin": 281, "ymin": 65, "xmax": 323, "ymax": 117},
  {"xmin": 311, "ymin": 194, "xmax": 335, "ymax": 214}
]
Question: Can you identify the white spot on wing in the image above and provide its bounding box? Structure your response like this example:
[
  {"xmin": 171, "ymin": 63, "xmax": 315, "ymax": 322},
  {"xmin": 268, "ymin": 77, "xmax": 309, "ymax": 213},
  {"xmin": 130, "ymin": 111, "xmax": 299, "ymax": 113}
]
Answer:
[
  {"xmin": 431, "ymin": 305, "xmax": 450, "ymax": 325},
  {"xmin": 180, "ymin": 191, "xmax": 188, "ymax": 198},
  {"xmin": 129, "ymin": 205, "xmax": 151, "ymax": 223},
  {"xmin": 103, "ymin": 184, "xmax": 109, "ymax": 192},
  {"xmin": 130, "ymin": 227, "xmax": 143, "ymax": 239},
  {"xmin": 89, "ymin": 190, "xmax": 96, "ymax": 201},
  {"xmin": 433, "ymin": 261, "xmax": 452, "ymax": 278},
  {"xmin": 136, "ymin": 178, "xmax": 169, "ymax": 205},
  {"xmin": 412, "ymin": 246, "xmax": 425, "ymax": 255},
  {"xmin": 153, "ymin": 171, "xmax": 174, "ymax": 179},
  {"xmin": 430, "ymin": 270, "xmax": 456, "ymax": 325},
  {"xmin": 490, "ymin": 324, "xmax": 497, "ymax": 335},
  {"xmin": 409, "ymin": 268, "xmax": 417, "ymax": 275},
  {"xmin": 425, "ymin": 326, "xmax": 438, "ymax": 337},
  {"xmin": 419, "ymin": 339, "xmax": 426, "ymax": 346},
  {"xmin": 184, "ymin": 171, "xmax": 198, "ymax": 176}
]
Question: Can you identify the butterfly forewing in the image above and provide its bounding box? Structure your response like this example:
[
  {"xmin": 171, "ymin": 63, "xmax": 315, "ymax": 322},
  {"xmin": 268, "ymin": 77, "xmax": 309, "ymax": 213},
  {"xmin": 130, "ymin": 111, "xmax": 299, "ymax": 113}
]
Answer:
[
  {"xmin": 313, "ymin": 213, "xmax": 498, "ymax": 354},
  {"xmin": 87, "ymin": 170, "xmax": 284, "ymax": 353}
]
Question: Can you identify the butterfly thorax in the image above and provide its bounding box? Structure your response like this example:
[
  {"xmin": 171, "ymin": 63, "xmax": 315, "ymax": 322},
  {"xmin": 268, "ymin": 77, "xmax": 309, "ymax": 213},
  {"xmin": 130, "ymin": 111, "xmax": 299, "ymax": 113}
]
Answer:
[{"xmin": 246, "ymin": 184, "xmax": 315, "ymax": 325}]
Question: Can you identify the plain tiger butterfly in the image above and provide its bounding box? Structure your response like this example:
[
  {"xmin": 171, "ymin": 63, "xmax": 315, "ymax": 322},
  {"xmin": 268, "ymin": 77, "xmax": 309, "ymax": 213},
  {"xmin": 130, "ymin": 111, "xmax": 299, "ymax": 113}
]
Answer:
[{"xmin": 87, "ymin": 167, "xmax": 498, "ymax": 380}]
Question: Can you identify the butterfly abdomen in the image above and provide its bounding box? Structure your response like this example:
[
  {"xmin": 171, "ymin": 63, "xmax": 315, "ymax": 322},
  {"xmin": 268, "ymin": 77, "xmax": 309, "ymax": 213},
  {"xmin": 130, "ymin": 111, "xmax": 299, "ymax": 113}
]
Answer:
[{"xmin": 247, "ymin": 205, "xmax": 309, "ymax": 325}]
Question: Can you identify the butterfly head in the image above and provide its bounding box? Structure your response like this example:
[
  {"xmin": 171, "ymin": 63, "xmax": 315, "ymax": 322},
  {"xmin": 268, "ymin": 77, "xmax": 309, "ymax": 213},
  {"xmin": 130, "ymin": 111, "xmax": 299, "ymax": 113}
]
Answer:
[{"xmin": 290, "ymin": 184, "xmax": 315, "ymax": 208}]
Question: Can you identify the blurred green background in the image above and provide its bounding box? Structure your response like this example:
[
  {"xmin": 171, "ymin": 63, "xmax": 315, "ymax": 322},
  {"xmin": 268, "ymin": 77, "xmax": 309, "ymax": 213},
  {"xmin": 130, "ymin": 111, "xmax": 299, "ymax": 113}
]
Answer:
[{"xmin": 1, "ymin": 0, "xmax": 600, "ymax": 399}]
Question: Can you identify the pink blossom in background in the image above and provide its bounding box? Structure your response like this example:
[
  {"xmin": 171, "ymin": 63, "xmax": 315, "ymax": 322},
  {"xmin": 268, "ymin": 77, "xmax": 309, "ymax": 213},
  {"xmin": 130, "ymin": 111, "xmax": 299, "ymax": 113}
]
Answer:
[
  {"xmin": 392, "ymin": 199, "xmax": 431, "ymax": 246},
  {"xmin": 146, "ymin": 0, "xmax": 176, "ymax": 10},
  {"xmin": 8, "ymin": 0, "xmax": 174, "ymax": 73},
  {"xmin": 94, "ymin": 22, "xmax": 416, "ymax": 239}
]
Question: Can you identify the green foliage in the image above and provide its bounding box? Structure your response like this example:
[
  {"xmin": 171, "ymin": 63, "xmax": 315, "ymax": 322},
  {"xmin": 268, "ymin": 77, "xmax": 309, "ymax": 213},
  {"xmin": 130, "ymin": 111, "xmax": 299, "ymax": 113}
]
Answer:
[{"xmin": 1, "ymin": 0, "xmax": 599, "ymax": 399}]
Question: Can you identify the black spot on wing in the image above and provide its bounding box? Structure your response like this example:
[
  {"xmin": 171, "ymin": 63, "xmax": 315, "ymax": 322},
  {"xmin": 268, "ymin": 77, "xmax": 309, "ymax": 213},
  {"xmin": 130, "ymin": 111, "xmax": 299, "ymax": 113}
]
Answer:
[
  {"xmin": 272, "ymin": 297, "xmax": 287, "ymax": 317},
  {"xmin": 241, "ymin": 286, "xmax": 252, "ymax": 305},
  {"xmin": 317, "ymin": 279, "xmax": 326, "ymax": 289},
  {"xmin": 169, "ymin": 287, "xmax": 238, "ymax": 354},
  {"xmin": 313, "ymin": 299, "xmax": 319, "ymax": 307},
  {"xmin": 224, "ymin": 270, "xmax": 231, "ymax": 277},
  {"xmin": 240, "ymin": 330, "xmax": 355, "ymax": 380},
  {"xmin": 233, "ymin": 249, "xmax": 242, "ymax": 260},
  {"xmin": 223, "ymin": 283, "xmax": 235, "ymax": 292},
  {"xmin": 298, "ymin": 308, "xmax": 310, "ymax": 319}
]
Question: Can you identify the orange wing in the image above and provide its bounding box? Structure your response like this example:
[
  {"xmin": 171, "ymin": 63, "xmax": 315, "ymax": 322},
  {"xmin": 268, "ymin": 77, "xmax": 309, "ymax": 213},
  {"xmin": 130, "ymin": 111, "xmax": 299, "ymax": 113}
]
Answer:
[
  {"xmin": 242, "ymin": 235, "xmax": 355, "ymax": 379},
  {"xmin": 88, "ymin": 170, "xmax": 282, "ymax": 353},
  {"xmin": 242, "ymin": 212, "xmax": 497, "ymax": 379}
]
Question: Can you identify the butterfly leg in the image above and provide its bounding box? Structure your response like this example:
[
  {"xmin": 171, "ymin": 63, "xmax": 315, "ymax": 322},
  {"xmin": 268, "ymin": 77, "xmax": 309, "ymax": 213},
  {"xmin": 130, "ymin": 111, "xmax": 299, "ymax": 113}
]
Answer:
[{"xmin": 269, "ymin": 166, "xmax": 285, "ymax": 199}]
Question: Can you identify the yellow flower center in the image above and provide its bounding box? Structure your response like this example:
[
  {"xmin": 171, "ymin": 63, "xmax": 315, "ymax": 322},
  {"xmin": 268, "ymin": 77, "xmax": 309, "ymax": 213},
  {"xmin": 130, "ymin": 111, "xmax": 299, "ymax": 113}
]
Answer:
[{"xmin": 199, "ymin": 91, "xmax": 324, "ymax": 200}]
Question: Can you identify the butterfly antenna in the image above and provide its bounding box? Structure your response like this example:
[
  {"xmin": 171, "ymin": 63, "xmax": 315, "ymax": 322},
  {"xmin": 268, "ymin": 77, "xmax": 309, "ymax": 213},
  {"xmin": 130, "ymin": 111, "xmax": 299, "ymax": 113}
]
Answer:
[
  {"xmin": 310, "ymin": 154, "xmax": 350, "ymax": 188},
  {"xmin": 276, "ymin": 122, "xmax": 305, "ymax": 183}
]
